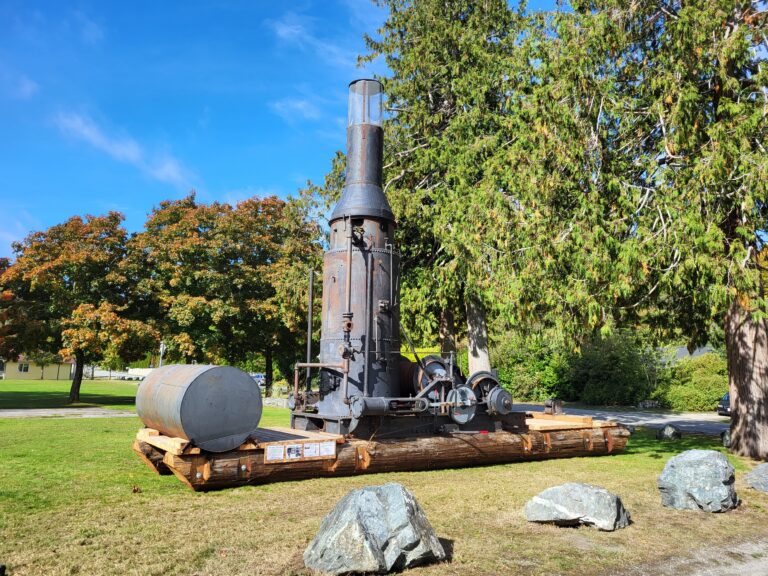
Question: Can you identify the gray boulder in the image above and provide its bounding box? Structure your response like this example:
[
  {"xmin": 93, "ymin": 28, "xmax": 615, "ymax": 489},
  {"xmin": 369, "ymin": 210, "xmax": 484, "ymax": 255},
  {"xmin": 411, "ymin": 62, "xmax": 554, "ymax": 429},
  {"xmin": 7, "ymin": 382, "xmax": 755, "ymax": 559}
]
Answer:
[
  {"xmin": 304, "ymin": 483, "xmax": 445, "ymax": 574},
  {"xmin": 658, "ymin": 449, "xmax": 738, "ymax": 512},
  {"xmin": 656, "ymin": 424, "xmax": 682, "ymax": 440},
  {"xmin": 745, "ymin": 462, "xmax": 768, "ymax": 493},
  {"xmin": 524, "ymin": 483, "xmax": 631, "ymax": 531},
  {"xmin": 720, "ymin": 429, "xmax": 731, "ymax": 448}
]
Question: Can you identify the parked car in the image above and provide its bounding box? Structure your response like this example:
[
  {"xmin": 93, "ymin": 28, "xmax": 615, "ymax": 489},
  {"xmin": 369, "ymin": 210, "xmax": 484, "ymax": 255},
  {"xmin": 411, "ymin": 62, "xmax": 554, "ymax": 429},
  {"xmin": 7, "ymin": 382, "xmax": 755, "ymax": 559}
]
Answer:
[
  {"xmin": 717, "ymin": 392, "xmax": 731, "ymax": 416},
  {"xmin": 250, "ymin": 372, "xmax": 266, "ymax": 387}
]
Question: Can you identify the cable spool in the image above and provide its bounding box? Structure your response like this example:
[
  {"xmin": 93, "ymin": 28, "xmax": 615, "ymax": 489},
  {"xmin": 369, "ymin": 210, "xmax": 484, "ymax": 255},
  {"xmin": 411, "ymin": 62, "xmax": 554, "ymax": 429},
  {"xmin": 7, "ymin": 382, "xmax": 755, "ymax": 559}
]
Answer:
[
  {"xmin": 466, "ymin": 370, "xmax": 499, "ymax": 400},
  {"xmin": 466, "ymin": 370, "xmax": 513, "ymax": 415},
  {"xmin": 414, "ymin": 355, "xmax": 449, "ymax": 391}
]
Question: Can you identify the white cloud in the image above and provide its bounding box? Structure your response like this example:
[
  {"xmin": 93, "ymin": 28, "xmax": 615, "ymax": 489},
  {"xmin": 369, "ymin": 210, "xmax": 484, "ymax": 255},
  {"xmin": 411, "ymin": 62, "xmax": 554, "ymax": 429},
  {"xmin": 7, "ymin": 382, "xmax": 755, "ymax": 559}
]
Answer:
[
  {"xmin": 271, "ymin": 13, "xmax": 305, "ymax": 42},
  {"xmin": 267, "ymin": 11, "xmax": 358, "ymax": 70},
  {"xmin": 54, "ymin": 112, "xmax": 194, "ymax": 189},
  {"xmin": 0, "ymin": 69, "xmax": 40, "ymax": 100},
  {"xmin": 269, "ymin": 97, "xmax": 322, "ymax": 122},
  {"xmin": 339, "ymin": 0, "xmax": 387, "ymax": 31},
  {"xmin": 55, "ymin": 112, "xmax": 142, "ymax": 163},
  {"xmin": 147, "ymin": 156, "xmax": 193, "ymax": 188},
  {"xmin": 14, "ymin": 75, "xmax": 39, "ymax": 99},
  {"xmin": 74, "ymin": 10, "xmax": 104, "ymax": 45}
]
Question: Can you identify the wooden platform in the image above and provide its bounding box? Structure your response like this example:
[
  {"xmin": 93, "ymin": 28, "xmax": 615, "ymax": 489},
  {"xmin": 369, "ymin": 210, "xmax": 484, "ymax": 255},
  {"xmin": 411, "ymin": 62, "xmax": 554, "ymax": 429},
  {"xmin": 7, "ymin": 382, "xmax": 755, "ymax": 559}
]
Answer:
[{"xmin": 132, "ymin": 414, "xmax": 630, "ymax": 491}]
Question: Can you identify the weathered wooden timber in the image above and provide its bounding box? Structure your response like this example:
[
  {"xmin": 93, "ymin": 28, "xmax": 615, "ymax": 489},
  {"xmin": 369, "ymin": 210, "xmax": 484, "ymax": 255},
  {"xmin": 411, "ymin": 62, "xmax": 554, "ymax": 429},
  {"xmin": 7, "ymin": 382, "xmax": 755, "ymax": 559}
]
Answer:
[{"xmin": 132, "ymin": 414, "xmax": 630, "ymax": 491}]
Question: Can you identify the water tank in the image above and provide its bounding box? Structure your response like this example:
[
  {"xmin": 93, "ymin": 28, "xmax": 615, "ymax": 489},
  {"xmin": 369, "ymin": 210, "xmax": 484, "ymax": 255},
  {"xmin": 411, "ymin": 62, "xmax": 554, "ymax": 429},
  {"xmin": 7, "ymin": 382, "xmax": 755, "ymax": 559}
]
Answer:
[{"xmin": 136, "ymin": 364, "xmax": 262, "ymax": 452}]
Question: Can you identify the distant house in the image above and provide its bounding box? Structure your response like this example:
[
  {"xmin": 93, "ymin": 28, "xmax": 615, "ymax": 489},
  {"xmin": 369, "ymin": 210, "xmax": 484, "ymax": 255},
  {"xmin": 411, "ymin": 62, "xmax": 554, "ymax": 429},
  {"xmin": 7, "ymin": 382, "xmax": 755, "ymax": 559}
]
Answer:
[{"xmin": 2, "ymin": 355, "xmax": 74, "ymax": 380}]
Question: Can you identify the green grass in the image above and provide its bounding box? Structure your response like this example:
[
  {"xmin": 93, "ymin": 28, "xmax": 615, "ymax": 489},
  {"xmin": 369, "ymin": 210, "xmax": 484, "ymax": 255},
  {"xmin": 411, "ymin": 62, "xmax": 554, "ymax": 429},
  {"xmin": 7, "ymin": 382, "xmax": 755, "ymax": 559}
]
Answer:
[
  {"xmin": 0, "ymin": 380, "xmax": 292, "ymax": 427},
  {"xmin": 0, "ymin": 378, "xmax": 139, "ymax": 410},
  {"xmin": 259, "ymin": 406, "xmax": 291, "ymax": 427},
  {"xmin": 1, "ymin": 414, "xmax": 767, "ymax": 576}
]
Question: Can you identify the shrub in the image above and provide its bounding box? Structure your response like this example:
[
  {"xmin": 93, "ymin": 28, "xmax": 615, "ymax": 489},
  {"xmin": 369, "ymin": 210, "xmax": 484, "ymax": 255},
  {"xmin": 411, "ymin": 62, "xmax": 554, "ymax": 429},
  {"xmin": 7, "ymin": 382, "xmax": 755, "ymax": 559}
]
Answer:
[
  {"xmin": 567, "ymin": 331, "xmax": 658, "ymax": 406},
  {"xmin": 492, "ymin": 337, "xmax": 570, "ymax": 402},
  {"xmin": 652, "ymin": 353, "xmax": 727, "ymax": 411}
]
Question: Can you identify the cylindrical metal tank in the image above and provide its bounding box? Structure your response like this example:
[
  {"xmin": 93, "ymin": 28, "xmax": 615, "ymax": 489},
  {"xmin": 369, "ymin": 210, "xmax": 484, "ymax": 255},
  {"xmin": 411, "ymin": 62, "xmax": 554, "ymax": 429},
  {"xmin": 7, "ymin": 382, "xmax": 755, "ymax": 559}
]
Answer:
[{"xmin": 136, "ymin": 364, "xmax": 262, "ymax": 452}]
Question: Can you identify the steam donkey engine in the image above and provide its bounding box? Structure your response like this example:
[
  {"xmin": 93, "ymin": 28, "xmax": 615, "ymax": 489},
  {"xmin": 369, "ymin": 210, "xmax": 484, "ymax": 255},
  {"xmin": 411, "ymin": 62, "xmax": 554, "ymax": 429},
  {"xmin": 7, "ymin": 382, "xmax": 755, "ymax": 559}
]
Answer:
[
  {"xmin": 134, "ymin": 80, "xmax": 629, "ymax": 488},
  {"xmin": 289, "ymin": 79, "xmax": 515, "ymax": 438}
]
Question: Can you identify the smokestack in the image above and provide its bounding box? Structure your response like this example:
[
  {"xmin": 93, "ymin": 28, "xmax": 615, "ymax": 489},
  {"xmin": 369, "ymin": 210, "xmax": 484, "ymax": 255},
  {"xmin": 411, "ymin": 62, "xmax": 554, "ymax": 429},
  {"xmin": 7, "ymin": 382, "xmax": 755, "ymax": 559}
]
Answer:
[{"xmin": 330, "ymin": 79, "xmax": 394, "ymax": 223}]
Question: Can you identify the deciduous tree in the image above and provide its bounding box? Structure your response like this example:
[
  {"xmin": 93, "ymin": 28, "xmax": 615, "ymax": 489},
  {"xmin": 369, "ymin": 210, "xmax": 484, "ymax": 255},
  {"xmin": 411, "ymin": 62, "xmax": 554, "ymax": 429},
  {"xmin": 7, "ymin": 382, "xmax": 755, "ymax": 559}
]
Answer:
[
  {"xmin": 61, "ymin": 303, "xmax": 158, "ymax": 374},
  {"xmin": 127, "ymin": 193, "xmax": 322, "ymax": 392},
  {"xmin": 0, "ymin": 213, "xmax": 131, "ymax": 402}
]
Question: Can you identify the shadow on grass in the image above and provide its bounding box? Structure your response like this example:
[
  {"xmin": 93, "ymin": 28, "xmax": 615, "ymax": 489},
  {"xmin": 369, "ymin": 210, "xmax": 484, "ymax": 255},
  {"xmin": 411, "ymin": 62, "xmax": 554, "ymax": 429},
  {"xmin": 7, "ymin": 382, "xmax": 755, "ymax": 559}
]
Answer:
[
  {"xmin": 624, "ymin": 429, "xmax": 721, "ymax": 459},
  {"xmin": 0, "ymin": 390, "xmax": 136, "ymax": 410},
  {"xmin": 438, "ymin": 537, "xmax": 454, "ymax": 561}
]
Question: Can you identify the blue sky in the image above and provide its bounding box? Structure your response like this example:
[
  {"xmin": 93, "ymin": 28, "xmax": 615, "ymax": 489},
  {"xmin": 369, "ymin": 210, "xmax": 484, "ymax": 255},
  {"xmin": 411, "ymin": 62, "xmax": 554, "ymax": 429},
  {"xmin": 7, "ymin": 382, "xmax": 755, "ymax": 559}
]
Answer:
[{"xmin": 0, "ymin": 1, "xmax": 554, "ymax": 258}]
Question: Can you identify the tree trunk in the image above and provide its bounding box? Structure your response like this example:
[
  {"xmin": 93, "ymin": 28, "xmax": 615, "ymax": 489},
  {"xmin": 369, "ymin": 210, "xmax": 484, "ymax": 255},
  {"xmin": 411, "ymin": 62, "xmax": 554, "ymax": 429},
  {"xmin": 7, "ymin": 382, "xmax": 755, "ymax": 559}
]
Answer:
[
  {"xmin": 69, "ymin": 350, "xmax": 85, "ymax": 404},
  {"xmin": 466, "ymin": 296, "xmax": 491, "ymax": 374},
  {"xmin": 265, "ymin": 345, "xmax": 273, "ymax": 398},
  {"xmin": 725, "ymin": 301, "xmax": 768, "ymax": 459},
  {"xmin": 439, "ymin": 307, "xmax": 457, "ymax": 356}
]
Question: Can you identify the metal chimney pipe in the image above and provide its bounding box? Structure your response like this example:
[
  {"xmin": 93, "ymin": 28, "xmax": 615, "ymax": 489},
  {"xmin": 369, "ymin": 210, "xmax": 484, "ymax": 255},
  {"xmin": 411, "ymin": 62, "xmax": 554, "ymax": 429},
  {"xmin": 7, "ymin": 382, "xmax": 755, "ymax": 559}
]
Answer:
[{"xmin": 330, "ymin": 79, "xmax": 394, "ymax": 223}]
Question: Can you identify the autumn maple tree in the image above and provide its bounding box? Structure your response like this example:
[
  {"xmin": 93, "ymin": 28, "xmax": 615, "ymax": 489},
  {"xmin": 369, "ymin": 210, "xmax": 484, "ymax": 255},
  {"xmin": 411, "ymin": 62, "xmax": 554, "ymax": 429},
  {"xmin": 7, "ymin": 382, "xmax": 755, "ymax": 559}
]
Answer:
[
  {"xmin": 0, "ymin": 212, "xmax": 148, "ymax": 402},
  {"xmin": 127, "ymin": 193, "xmax": 322, "ymax": 392}
]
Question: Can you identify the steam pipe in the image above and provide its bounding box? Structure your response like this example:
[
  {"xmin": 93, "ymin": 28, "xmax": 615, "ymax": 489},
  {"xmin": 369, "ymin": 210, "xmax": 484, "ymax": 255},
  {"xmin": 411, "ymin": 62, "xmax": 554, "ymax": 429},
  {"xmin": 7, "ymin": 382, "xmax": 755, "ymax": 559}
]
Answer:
[
  {"xmin": 305, "ymin": 269, "xmax": 314, "ymax": 390},
  {"xmin": 344, "ymin": 218, "xmax": 353, "ymax": 325},
  {"xmin": 387, "ymin": 241, "xmax": 393, "ymax": 309},
  {"xmin": 342, "ymin": 217, "xmax": 353, "ymax": 404},
  {"xmin": 362, "ymin": 248, "xmax": 373, "ymax": 397}
]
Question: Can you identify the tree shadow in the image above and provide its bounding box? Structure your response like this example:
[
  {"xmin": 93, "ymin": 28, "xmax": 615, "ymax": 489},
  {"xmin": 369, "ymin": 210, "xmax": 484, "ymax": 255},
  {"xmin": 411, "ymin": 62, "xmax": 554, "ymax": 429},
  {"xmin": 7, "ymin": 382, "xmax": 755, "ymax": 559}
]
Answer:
[
  {"xmin": 623, "ymin": 429, "xmax": 722, "ymax": 459},
  {"xmin": 0, "ymin": 390, "xmax": 136, "ymax": 410}
]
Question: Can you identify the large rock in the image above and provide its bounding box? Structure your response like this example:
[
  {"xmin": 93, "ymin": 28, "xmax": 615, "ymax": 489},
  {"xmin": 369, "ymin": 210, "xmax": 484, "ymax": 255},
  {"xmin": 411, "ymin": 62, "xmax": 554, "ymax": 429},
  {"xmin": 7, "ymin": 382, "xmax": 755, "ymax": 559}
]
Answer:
[
  {"xmin": 745, "ymin": 463, "xmax": 768, "ymax": 493},
  {"xmin": 658, "ymin": 449, "xmax": 738, "ymax": 512},
  {"xmin": 524, "ymin": 483, "xmax": 631, "ymax": 531},
  {"xmin": 304, "ymin": 483, "xmax": 445, "ymax": 574},
  {"xmin": 656, "ymin": 424, "xmax": 682, "ymax": 440}
]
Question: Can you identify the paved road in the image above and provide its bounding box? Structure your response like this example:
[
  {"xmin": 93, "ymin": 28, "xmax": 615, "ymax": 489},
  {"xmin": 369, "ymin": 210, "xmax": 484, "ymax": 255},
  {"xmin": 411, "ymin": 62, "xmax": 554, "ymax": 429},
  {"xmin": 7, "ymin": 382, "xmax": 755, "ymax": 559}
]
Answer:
[
  {"xmin": 0, "ymin": 403, "xmax": 731, "ymax": 435},
  {"xmin": 0, "ymin": 407, "xmax": 137, "ymax": 418},
  {"xmin": 515, "ymin": 403, "xmax": 730, "ymax": 436}
]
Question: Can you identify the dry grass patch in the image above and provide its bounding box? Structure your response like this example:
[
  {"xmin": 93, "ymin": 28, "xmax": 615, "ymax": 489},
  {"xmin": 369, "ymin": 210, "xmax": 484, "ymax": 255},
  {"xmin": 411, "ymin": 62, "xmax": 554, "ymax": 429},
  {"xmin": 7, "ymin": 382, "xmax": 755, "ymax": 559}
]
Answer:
[{"xmin": 1, "ymin": 415, "xmax": 767, "ymax": 576}]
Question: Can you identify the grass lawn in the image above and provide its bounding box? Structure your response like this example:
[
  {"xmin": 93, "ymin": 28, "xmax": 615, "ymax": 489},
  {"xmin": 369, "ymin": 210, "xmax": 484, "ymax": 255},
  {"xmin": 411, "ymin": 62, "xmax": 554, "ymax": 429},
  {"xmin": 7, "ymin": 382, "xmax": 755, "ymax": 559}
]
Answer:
[
  {"xmin": 0, "ymin": 379, "xmax": 139, "ymax": 410},
  {"xmin": 1, "ymin": 413, "xmax": 767, "ymax": 576}
]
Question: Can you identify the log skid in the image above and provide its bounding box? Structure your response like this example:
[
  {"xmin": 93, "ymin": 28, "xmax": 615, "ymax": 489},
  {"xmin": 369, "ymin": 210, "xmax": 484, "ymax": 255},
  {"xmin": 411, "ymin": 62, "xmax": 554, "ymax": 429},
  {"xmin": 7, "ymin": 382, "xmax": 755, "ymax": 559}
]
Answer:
[{"xmin": 132, "ymin": 416, "xmax": 630, "ymax": 491}]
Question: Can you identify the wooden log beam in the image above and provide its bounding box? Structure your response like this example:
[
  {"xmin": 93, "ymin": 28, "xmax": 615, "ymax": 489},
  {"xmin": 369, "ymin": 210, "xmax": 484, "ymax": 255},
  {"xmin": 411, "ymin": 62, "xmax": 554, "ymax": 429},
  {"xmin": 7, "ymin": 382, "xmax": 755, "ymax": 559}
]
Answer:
[
  {"xmin": 132, "ymin": 439, "xmax": 172, "ymax": 475},
  {"xmin": 142, "ymin": 425, "xmax": 630, "ymax": 491},
  {"xmin": 137, "ymin": 428, "xmax": 190, "ymax": 455},
  {"xmin": 528, "ymin": 413, "xmax": 593, "ymax": 424}
]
